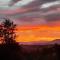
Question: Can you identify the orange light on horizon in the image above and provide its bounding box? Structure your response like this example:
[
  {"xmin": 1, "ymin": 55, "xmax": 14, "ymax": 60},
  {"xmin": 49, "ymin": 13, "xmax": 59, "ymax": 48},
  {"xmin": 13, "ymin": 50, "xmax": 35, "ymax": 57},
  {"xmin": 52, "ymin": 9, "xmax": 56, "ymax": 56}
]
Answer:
[{"xmin": 16, "ymin": 25, "xmax": 60, "ymax": 42}]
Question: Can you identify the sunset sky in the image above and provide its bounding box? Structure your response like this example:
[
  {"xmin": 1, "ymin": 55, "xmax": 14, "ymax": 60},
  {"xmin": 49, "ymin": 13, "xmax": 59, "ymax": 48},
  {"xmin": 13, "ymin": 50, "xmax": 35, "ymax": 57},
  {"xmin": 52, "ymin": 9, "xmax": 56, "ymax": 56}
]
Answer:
[{"xmin": 0, "ymin": 0, "xmax": 60, "ymax": 42}]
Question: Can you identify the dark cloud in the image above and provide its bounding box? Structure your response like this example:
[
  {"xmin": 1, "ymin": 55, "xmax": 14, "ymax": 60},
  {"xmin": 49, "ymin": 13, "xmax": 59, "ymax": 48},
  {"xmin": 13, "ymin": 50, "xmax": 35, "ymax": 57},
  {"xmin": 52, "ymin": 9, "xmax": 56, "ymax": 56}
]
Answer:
[
  {"xmin": 9, "ymin": 0, "xmax": 60, "ymax": 15},
  {"xmin": 8, "ymin": 0, "xmax": 20, "ymax": 6},
  {"xmin": 12, "ymin": 17, "xmax": 46, "ymax": 25},
  {"xmin": 0, "ymin": 0, "xmax": 60, "ymax": 26},
  {"xmin": 22, "ymin": 0, "xmax": 58, "ymax": 8},
  {"xmin": 45, "ymin": 13, "xmax": 60, "ymax": 21},
  {"xmin": 41, "ymin": 0, "xmax": 57, "ymax": 3}
]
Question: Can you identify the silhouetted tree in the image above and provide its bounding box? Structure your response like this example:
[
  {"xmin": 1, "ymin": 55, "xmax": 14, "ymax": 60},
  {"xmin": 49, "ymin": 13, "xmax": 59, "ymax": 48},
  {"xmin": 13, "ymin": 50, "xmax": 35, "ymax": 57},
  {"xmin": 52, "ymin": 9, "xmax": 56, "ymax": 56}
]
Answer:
[
  {"xmin": 0, "ymin": 18, "xmax": 21, "ymax": 60},
  {"xmin": 0, "ymin": 18, "xmax": 16, "ymax": 44}
]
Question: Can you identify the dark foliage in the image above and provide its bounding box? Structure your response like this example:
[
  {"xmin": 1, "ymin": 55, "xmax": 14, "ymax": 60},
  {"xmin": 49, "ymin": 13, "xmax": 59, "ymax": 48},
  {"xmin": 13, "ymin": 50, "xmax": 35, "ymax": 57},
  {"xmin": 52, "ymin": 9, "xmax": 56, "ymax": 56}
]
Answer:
[
  {"xmin": 20, "ymin": 44, "xmax": 60, "ymax": 60},
  {"xmin": 0, "ymin": 19, "xmax": 16, "ymax": 44},
  {"xmin": 0, "ymin": 19, "xmax": 21, "ymax": 60}
]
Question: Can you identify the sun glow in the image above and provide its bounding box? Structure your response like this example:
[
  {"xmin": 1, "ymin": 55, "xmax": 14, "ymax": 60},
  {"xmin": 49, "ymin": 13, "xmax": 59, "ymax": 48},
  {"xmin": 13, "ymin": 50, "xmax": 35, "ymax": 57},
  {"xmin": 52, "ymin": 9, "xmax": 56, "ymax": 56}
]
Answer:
[{"xmin": 16, "ymin": 25, "xmax": 60, "ymax": 42}]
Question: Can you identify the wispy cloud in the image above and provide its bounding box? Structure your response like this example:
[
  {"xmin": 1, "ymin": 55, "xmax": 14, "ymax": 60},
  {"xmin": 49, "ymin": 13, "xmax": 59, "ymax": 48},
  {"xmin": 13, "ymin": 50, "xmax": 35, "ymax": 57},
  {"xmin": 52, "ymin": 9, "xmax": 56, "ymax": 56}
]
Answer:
[
  {"xmin": 40, "ymin": 1, "xmax": 60, "ymax": 9},
  {"xmin": 0, "ymin": 0, "xmax": 60, "ymax": 26}
]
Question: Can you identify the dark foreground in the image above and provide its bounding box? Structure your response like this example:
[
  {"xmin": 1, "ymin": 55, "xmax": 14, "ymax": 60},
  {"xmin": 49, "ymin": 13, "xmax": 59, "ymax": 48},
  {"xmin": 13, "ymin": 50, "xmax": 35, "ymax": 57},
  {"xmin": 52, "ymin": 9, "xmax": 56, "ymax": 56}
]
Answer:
[{"xmin": 0, "ymin": 43, "xmax": 60, "ymax": 60}]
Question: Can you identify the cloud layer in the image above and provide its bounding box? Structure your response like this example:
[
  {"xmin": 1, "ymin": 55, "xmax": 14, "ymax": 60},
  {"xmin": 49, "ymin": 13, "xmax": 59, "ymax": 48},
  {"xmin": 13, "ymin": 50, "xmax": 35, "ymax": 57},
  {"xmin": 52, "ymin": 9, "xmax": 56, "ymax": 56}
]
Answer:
[{"xmin": 0, "ymin": 0, "xmax": 60, "ymax": 26}]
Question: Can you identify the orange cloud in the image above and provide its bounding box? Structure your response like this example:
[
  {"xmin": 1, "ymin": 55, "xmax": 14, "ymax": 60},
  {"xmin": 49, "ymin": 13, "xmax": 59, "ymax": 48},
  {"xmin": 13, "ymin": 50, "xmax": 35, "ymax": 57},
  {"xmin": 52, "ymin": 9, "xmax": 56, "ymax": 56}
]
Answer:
[{"xmin": 16, "ymin": 25, "xmax": 60, "ymax": 42}]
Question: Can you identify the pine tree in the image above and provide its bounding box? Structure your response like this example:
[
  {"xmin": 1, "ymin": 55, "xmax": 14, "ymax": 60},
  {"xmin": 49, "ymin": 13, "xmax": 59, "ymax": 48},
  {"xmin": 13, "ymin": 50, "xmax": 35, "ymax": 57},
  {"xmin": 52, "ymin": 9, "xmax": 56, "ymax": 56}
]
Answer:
[
  {"xmin": 0, "ymin": 18, "xmax": 16, "ymax": 44},
  {"xmin": 0, "ymin": 19, "xmax": 21, "ymax": 60}
]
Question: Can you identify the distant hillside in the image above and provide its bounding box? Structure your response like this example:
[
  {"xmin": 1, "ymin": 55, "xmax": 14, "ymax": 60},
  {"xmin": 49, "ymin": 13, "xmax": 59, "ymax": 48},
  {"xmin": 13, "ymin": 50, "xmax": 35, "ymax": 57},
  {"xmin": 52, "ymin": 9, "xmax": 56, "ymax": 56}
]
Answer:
[
  {"xmin": 49, "ymin": 39, "xmax": 60, "ymax": 44},
  {"xmin": 19, "ymin": 39, "xmax": 60, "ymax": 45},
  {"xmin": 19, "ymin": 41, "xmax": 49, "ymax": 45}
]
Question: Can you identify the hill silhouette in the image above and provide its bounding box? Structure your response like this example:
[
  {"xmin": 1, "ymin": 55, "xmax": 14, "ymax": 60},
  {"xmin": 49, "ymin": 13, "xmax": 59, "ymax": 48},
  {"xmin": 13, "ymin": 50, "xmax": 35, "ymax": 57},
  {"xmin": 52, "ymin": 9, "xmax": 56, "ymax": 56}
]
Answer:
[{"xmin": 49, "ymin": 39, "xmax": 60, "ymax": 44}]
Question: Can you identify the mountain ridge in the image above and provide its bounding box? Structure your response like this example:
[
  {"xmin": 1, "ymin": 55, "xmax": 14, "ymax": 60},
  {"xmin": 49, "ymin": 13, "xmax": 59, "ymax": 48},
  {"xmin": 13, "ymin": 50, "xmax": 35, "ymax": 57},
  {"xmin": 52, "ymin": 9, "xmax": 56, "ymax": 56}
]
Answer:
[{"xmin": 18, "ymin": 39, "xmax": 60, "ymax": 45}]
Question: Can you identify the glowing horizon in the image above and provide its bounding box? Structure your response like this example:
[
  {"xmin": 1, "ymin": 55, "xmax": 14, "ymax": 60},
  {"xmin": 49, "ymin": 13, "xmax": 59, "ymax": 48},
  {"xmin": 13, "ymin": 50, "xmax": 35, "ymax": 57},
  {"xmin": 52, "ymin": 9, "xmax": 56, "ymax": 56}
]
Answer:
[{"xmin": 16, "ymin": 25, "xmax": 60, "ymax": 42}]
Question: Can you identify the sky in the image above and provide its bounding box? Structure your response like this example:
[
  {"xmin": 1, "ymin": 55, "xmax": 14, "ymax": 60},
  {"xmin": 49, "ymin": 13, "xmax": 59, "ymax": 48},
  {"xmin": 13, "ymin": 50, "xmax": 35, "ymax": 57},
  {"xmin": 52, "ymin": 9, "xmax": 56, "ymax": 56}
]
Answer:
[{"xmin": 0, "ymin": 0, "xmax": 60, "ymax": 42}]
